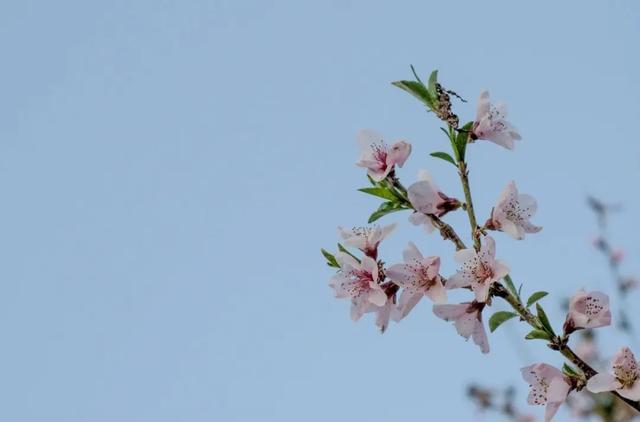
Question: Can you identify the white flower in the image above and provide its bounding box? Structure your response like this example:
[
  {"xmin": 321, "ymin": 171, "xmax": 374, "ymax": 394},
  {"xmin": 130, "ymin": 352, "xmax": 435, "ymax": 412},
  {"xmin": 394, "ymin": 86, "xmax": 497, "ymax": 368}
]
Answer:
[
  {"xmin": 473, "ymin": 91, "xmax": 521, "ymax": 150},
  {"xmin": 488, "ymin": 181, "xmax": 541, "ymax": 240}
]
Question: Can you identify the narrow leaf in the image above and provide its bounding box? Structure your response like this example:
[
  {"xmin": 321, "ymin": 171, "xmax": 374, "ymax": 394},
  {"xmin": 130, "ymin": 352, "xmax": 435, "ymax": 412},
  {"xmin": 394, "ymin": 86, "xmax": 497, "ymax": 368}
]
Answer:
[
  {"xmin": 526, "ymin": 291, "xmax": 549, "ymax": 308},
  {"xmin": 321, "ymin": 248, "xmax": 339, "ymax": 268},
  {"xmin": 525, "ymin": 329, "xmax": 552, "ymax": 341},
  {"xmin": 502, "ymin": 275, "xmax": 519, "ymax": 299},
  {"xmin": 358, "ymin": 187, "xmax": 399, "ymax": 201},
  {"xmin": 562, "ymin": 363, "xmax": 580, "ymax": 377},
  {"xmin": 410, "ymin": 65, "xmax": 423, "ymax": 84},
  {"xmin": 488, "ymin": 311, "xmax": 518, "ymax": 332},
  {"xmin": 391, "ymin": 80, "xmax": 434, "ymax": 109},
  {"xmin": 536, "ymin": 303, "xmax": 555, "ymax": 335},
  {"xmin": 337, "ymin": 243, "xmax": 359, "ymax": 262},
  {"xmin": 427, "ymin": 70, "xmax": 438, "ymax": 98},
  {"xmin": 455, "ymin": 121, "xmax": 473, "ymax": 161},
  {"xmin": 368, "ymin": 201, "xmax": 407, "ymax": 223},
  {"xmin": 430, "ymin": 151, "xmax": 457, "ymax": 166}
]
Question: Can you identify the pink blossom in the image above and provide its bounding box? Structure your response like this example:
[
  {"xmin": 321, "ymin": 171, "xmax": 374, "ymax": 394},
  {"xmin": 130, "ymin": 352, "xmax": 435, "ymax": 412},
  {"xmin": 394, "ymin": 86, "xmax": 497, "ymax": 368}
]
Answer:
[
  {"xmin": 574, "ymin": 335, "xmax": 598, "ymax": 362},
  {"xmin": 487, "ymin": 181, "xmax": 541, "ymax": 240},
  {"xmin": 356, "ymin": 129, "xmax": 411, "ymax": 181},
  {"xmin": 337, "ymin": 224, "xmax": 396, "ymax": 259},
  {"xmin": 521, "ymin": 363, "xmax": 571, "ymax": 422},
  {"xmin": 365, "ymin": 282, "xmax": 399, "ymax": 333},
  {"xmin": 445, "ymin": 236, "xmax": 510, "ymax": 302},
  {"xmin": 433, "ymin": 301, "xmax": 489, "ymax": 353},
  {"xmin": 472, "ymin": 91, "xmax": 521, "ymax": 150},
  {"xmin": 587, "ymin": 347, "xmax": 640, "ymax": 401},
  {"xmin": 329, "ymin": 252, "xmax": 386, "ymax": 321},
  {"xmin": 407, "ymin": 170, "xmax": 459, "ymax": 233},
  {"xmin": 386, "ymin": 242, "xmax": 446, "ymax": 319},
  {"xmin": 611, "ymin": 248, "xmax": 625, "ymax": 264},
  {"xmin": 563, "ymin": 290, "xmax": 611, "ymax": 334}
]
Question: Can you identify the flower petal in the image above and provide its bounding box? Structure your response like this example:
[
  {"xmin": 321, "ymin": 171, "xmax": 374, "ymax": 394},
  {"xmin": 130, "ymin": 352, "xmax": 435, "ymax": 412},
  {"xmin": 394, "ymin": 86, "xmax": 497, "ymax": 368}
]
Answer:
[
  {"xmin": 618, "ymin": 381, "xmax": 640, "ymax": 401},
  {"xmin": 403, "ymin": 241, "xmax": 423, "ymax": 263},
  {"xmin": 587, "ymin": 373, "xmax": 620, "ymax": 393}
]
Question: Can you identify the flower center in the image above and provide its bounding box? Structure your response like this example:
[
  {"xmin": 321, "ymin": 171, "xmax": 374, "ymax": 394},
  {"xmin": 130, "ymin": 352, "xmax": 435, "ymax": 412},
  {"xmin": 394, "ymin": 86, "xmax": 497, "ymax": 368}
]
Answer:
[{"xmin": 370, "ymin": 142, "xmax": 388, "ymax": 170}]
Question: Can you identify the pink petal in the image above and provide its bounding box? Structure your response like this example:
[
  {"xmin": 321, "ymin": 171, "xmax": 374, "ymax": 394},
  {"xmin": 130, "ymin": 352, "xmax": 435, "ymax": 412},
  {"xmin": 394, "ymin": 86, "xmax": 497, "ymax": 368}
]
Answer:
[
  {"xmin": 360, "ymin": 256, "xmax": 379, "ymax": 281},
  {"xmin": 408, "ymin": 180, "xmax": 440, "ymax": 214},
  {"xmin": 445, "ymin": 272, "xmax": 471, "ymax": 290},
  {"xmin": 356, "ymin": 129, "xmax": 385, "ymax": 151},
  {"xmin": 475, "ymin": 90, "xmax": 491, "ymax": 121},
  {"xmin": 397, "ymin": 289, "xmax": 422, "ymax": 319},
  {"xmin": 471, "ymin": 317, "xmax": 490, "ymax": 354},
  {"xmin": 472, "ymin": 281, "xmax": 491, "ymax": 303},
  {"xmin": 454, "ymin": 248, "xmax": 476, "ymax": 264},
  {"xmin": 368, "ymin": 287, "xmax": 387, "ymax": 307},
  {"xmin": 586, "ymin": 373, "xmax": 620, "ymax": 393},
  {"xmin": 424, "ymin": 256, "xmax": 441, "ymax": 279},
  {"xmin": 454, "ymin": 312, "xmax": 476, "ymax": 338},
  {"xmin": 403, "ymin": 241, "xmax": 423, "ymax": 263},
  {"xmin": 388, "ymin": 140, "xmax": 411, "ymax": 167},
  {"xmin": 385, "ymin": 265, "xmax": 415, "ymax": 287},
  {"xmin": 618, "ymin": 381, "xmax": 640, "ymax": 401},
  {"xmin": 481, "ymin": 236, "xmax": 496, "ymax": 259},
  {"xmin": 425, "ymin": 279, "xmax": 447, "ymax": 304},
  {"xmin": 433, "ymin": 303, "xmax": 467, "ymax": 321},
  {"xmin": 547, "ymin": 377, "xmax": 570, "ymax": 403}
]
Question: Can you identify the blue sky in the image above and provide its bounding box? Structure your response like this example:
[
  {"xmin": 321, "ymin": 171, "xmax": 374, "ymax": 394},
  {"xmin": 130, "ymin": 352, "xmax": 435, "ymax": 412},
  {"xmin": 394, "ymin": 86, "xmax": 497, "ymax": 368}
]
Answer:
[{"xmin": 1, "ymin": 1, "xmax": 639, "ymax": 421}]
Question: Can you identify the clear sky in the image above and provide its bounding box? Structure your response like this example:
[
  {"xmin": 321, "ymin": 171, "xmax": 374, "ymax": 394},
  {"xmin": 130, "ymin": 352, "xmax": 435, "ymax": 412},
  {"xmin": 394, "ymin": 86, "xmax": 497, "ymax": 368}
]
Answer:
[{"xmin": 1, "ymin": 1, "xmax": 639, "ymax": 421}]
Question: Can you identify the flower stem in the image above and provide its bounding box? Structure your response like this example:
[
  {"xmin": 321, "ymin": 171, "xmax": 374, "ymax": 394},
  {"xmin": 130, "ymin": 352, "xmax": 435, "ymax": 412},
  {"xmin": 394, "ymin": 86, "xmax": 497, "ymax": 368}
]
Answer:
[
  {"xmin": 450, "ymin": 143, "xmax": 640, "ymax": 414},
  {"xmin": 494, "ymin": 284, "xmax": 640, "ymax": 413},
  {"xmin": 457, "ymin": 160, "xmax": 481, "ymax": 251}
]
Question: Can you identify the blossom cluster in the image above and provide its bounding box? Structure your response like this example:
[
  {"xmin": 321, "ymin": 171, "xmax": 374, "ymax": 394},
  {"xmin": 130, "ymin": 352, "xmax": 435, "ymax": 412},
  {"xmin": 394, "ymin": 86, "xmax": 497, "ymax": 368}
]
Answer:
[{"xmin": 321, "ymin": 69, "xmax": 640, "ymax": 420}]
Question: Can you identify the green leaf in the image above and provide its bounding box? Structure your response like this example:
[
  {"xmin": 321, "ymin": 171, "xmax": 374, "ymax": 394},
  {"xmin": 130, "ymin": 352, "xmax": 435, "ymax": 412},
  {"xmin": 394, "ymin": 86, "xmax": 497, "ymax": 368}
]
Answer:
[
  {"xmin": 455, "ymin": 121, "xmax": 473, "ymax": 161},
  {"xmin": 427, "ymin": 70, "xmax": 438, "ymax": 98},
  {"xmin": 410, "ymin": 64, "xmax": 423, "ymax": 84},
  {"xmin": 562, "ymin": 363, "xmax": 580, "ymax": 378},
  {"xmin": 502, "ymin": 275, "xmax": 519, "ymax": 299},
  {"xmin": 488, "ymin": 311, "xmax": 518, "ymax": 332},
  {"xmin": 368, "ymin": 201, "xmax": 407, "ymax": 223},
  {"xmin": 526, "ymin": 291, "xmax": 549, "ymax": 308},
  {"xmin": 337, "ymin": 243, "xmax": 360, "ymax": 262},
  {"xmin": 536, "ymin": 303, "xmax": 555, "ymax": 335},
  {"xmin": 321, "ymin": 248, "xmax": 339, "ymax": 268},
  {"xmin": 525, "ymin": 329, "xmax": 552, "ymax": 341},
  {"xmin": 430, "ymin": 151, "xmax": 457, "ymax": 166},
  {"xmin": 358, "ymin": 187, "xmax": 399, "ymax": 201},
  {"xmin": 391, "ymin": 80, "xmax": 434, "ymax": 109}
]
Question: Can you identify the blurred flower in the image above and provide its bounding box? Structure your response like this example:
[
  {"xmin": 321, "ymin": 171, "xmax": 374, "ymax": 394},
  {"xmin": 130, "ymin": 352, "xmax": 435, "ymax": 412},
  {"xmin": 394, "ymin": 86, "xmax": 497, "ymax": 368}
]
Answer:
[
  {"xmin": 521, "ymin": 363, "xmax": 571, "ymax": 422},
  {"xmin": 574, "ymin": 333, "xmax": 598, "ymax": 362},
  {"xmin": 472, "ymin": 91, "xmax": 521, "ymax": 150},
  {"xmin": 563, "ymin": 290, "xmax": 611, "ymax": 334},
  {"xmin": 356, "ymin": 129, "xmax": 411, "ymax": 181},
  {"xmin": 433, "ymin": 301, "xmax": 489, "ymax": 353},
  {"xmin": 621, "ymin": 277, "xmax": 639, "ymax": 293},
  {"xmin": 329, "ymin": 253, "xmax": 386, "ymax": 321},
  {"xmin": 338, "ymin": 224, "xmax": 396, "ymax": 259},
  {"xmin": 487, "ymin": 181, "xmax": 541, "ymax": 240},
  {"xmin": 386, "ymin": 242, "xmax": 446, "ymax": 319},
  {"xmin": 611, "ymin": 248, "xmax": 625, "ymax": 264},
  {"xmin": 445, "ymin": 236, "xmax": 510, "ymax": 302},
  {"xmin": 587, "ymin": 347, "xmax": 640, "ymax": 401}
]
